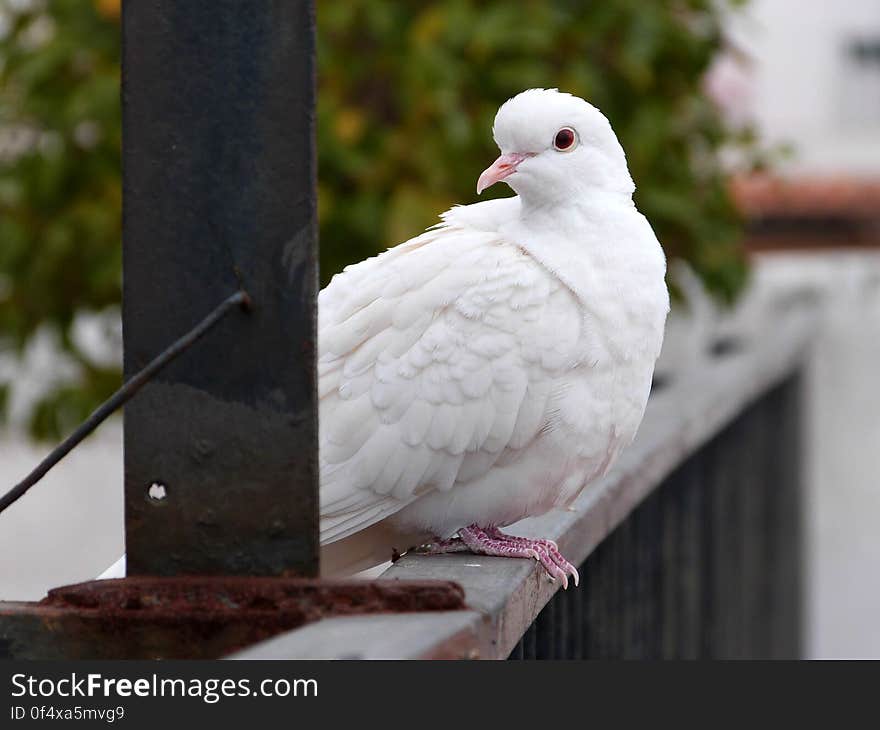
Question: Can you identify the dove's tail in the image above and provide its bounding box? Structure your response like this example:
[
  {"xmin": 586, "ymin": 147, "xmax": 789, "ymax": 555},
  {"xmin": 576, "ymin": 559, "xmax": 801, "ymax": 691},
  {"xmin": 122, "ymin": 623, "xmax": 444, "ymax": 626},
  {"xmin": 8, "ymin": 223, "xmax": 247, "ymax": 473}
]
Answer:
[{"xmin": 320, "ymin": 522, "xmax": 428, "ymax": 577}]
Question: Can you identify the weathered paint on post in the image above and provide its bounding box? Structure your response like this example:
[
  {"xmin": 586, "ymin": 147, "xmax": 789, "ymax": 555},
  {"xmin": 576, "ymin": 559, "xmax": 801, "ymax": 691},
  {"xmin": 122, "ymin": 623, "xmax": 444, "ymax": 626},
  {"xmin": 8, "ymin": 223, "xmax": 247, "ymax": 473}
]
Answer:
[{"xmin": 122, "ymin": 1, "xmax": 318, "ymax": 576}]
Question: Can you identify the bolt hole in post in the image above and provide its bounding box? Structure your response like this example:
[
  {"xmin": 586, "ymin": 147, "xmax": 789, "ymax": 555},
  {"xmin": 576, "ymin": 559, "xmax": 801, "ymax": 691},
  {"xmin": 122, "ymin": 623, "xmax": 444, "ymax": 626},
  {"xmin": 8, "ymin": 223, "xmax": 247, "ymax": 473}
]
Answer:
[{"xmin": 147, "ymin": 482, "xmax": 168, "ymax": 504}]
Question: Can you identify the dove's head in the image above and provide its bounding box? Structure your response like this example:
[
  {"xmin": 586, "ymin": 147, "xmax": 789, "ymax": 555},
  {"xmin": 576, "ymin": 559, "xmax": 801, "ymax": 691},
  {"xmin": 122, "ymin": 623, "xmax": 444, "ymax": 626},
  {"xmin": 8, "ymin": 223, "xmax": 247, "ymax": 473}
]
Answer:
[{"xmin": 477, "ymin": 89, "xmax": 634, "ymax": 205}]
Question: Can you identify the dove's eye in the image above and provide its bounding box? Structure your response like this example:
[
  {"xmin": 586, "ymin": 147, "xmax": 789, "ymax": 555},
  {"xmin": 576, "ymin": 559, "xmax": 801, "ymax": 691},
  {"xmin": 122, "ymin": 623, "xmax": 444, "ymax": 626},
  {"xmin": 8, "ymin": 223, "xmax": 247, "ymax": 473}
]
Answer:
[{"xmin": 553, "ymin": 127, "xmax": 577, "ymax": 152}]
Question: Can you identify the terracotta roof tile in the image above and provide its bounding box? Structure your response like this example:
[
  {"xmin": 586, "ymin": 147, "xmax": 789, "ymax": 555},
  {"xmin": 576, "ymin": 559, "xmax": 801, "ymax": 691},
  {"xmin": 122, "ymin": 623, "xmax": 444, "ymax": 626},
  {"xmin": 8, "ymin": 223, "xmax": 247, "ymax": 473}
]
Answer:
[{"xmin": 731, "ymin": 174, "xmax": 880, "ymax": 219}]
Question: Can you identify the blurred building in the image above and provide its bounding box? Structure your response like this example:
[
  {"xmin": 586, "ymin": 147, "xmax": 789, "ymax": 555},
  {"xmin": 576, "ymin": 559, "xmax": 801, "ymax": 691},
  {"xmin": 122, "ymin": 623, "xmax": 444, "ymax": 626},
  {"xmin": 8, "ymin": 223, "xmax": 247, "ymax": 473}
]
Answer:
[
  {"xmin": 726, "ymin": 0, "xmax": 880, "ymax": 174},
  {"xmin": 715, "ymin": 0, "xmax": 880, "ymax": 659},
  {"xmin": 710, "ymin": 0, "xmax": 880, "ymax": 251}
]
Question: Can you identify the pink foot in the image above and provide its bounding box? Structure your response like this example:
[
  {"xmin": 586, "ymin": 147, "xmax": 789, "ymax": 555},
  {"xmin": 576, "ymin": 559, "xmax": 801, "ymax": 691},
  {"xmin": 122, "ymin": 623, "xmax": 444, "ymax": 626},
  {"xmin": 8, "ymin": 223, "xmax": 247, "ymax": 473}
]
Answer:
[
  {"xmin": 482, "ymin": 526, "xmax": 579, "ymax": 587},
  {"xmin": 420, "ymin": 524, "xmax": 579, "ymax": 589}
]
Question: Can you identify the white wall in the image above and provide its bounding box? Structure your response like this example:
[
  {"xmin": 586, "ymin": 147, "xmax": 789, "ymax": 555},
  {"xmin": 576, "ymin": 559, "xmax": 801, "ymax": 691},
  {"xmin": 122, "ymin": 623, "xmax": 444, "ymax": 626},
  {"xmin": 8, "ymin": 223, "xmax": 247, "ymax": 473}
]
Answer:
[
  {"xmin": 798, "ymin": 255, "xmax": 880, "ymax": 657},
  {"xmin": 728, "ymin": 0, "xmax": 880, "ymax": 174}
]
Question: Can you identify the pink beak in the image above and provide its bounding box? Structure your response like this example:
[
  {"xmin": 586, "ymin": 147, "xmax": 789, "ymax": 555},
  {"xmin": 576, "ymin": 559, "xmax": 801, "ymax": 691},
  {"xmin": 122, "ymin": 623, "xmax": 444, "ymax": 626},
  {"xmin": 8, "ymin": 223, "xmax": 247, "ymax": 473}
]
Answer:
[{"xmin": 476, "ymin": 152, "xmax": 531, "ymax": 194}]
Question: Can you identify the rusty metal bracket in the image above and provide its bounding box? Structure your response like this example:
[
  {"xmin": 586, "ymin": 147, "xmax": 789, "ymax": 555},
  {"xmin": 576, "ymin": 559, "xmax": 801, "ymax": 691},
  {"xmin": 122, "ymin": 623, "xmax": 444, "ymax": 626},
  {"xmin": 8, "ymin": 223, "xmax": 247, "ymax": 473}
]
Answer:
[{"xmin": 0, "ymin": 577, "xmax": 466, "ymax": 660}]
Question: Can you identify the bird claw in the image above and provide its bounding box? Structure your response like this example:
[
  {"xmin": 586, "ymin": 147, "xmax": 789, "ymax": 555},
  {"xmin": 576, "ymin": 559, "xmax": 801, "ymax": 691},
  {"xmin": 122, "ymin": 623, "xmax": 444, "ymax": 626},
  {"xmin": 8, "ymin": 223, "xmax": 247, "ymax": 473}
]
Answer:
[
  {"xmin": 485, "ymin": 527, "xmax": 577, "ymax": 587},
  {"xmin": 431, "ymin": 524, "xmax": 580, "ymax": 590},
  {"xmin": 532, "ymin": 545, "xmax": 570, "ymax": 589},
  {"xmin": 539, "ymin": 540, "xmax": 579, "ymax": 588}
]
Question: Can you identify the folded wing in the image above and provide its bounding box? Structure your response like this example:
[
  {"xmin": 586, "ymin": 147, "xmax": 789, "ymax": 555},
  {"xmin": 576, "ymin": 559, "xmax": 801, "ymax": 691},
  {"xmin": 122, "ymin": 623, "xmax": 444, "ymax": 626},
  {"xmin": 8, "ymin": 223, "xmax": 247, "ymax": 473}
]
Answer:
[{"xmin": 318, "ymin": 220, "xmax": 582, "ymax": 543}]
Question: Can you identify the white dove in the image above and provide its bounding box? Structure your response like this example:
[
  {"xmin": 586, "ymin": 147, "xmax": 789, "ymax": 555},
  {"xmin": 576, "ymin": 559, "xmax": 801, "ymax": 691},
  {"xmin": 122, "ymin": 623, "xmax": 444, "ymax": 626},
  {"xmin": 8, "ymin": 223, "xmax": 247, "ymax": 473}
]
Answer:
[{"xmin": 320, "ymin": 89, "xmax": 669, "ymax": 587}]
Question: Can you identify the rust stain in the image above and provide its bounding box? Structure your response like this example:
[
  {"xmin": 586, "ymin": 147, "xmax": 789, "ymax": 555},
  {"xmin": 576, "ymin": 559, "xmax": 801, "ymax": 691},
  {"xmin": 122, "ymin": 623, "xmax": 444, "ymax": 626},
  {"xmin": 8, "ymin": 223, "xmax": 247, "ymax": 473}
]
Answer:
[
  {"xmin": 0, "ymin": 577, "xmax": 466, "ymax": 660},
  {"xmin": 43, "ymin": 576, "xmax": 465, "ymax": 615}
]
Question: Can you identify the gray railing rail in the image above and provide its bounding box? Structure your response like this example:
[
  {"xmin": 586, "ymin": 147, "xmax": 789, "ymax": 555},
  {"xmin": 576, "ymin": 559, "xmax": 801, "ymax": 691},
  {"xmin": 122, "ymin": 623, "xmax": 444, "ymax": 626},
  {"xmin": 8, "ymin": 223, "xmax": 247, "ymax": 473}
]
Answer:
[{"xmin": 235, "ymin": 298, "xmax": 815, "ymax": 659}]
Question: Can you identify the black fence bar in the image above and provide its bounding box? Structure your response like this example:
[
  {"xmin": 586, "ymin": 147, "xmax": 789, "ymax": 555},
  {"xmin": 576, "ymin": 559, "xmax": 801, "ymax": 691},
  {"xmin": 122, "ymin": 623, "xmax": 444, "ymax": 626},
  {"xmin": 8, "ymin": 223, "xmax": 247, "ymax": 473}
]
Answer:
[
  {"xmin": 510, "ymin": 372, "xmax": 804, "ymax": 659},
  {"xmin": 122, "ymin": 2, "xmax": 319, "ymax": 576}
]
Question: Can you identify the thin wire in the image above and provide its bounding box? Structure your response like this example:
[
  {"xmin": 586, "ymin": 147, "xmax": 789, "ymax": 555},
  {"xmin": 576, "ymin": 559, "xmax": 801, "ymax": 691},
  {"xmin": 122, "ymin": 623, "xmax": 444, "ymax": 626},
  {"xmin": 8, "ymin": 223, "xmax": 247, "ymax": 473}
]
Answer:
[{"xmin": 0, "ymin": 289, "xmax": 252, "ymax": 515}]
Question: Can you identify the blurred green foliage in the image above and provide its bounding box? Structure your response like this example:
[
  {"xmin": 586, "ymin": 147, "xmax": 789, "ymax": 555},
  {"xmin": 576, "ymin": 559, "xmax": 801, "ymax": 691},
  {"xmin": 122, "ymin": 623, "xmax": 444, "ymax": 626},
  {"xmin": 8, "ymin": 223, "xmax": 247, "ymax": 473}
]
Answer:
[
  {"xmin": 0, "ymin": 0, "xmax": 121, "ymax": 439},
  {"xmin": 318, "ymin": 0, "xmax": 756, "ymax": 297},
  {"xmin": 1, "ymin": 0, "xmax": 758, "ymax": 439}
]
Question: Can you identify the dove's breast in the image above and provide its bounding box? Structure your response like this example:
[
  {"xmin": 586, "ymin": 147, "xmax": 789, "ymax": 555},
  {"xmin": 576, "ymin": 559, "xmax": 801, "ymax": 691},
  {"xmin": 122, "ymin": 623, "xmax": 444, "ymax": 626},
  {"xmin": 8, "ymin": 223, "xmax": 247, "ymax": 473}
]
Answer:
[
  {"xmin": 386, "ymin": 214, "xmax": 667, "ymax": 536},
  {"xmin": 536, "ymin": 208, "xmax": 669, "ymax": 507}
]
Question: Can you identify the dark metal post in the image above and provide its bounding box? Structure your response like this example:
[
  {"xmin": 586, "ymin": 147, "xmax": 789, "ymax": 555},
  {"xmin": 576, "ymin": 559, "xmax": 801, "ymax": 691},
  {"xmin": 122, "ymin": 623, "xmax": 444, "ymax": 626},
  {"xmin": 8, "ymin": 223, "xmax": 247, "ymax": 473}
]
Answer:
[{"xmin": 122, "ymin": 2, "xmax": 318, "ymax": 576}]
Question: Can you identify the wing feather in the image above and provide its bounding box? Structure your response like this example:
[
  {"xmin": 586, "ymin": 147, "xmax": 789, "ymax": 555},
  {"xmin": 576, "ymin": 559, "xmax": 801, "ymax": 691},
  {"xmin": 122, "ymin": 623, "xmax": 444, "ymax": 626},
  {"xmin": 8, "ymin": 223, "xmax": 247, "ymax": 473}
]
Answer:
[{"xmin": 318, "ymin": 220, "xmax": 580, "ymax": 544}]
